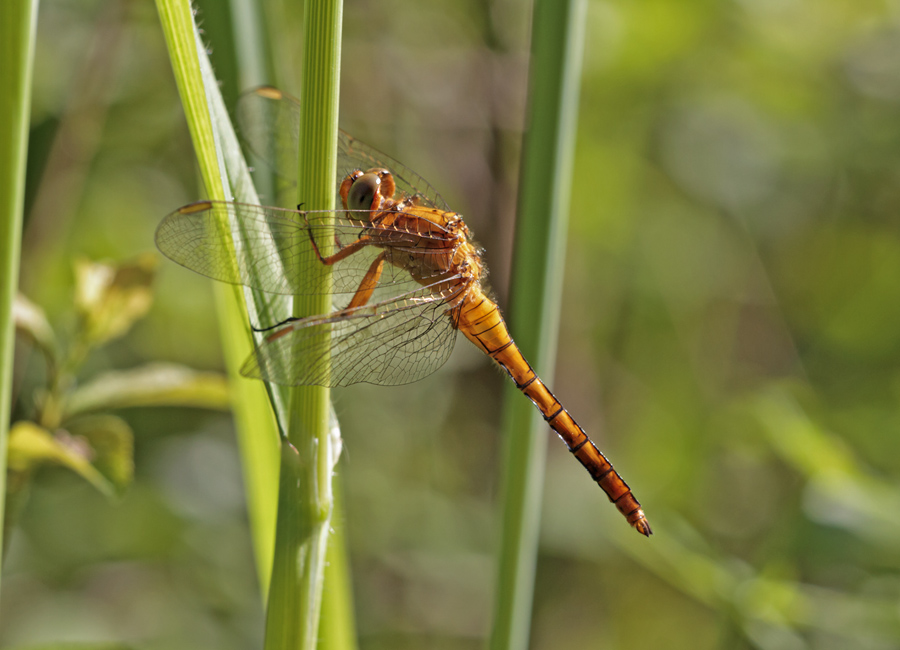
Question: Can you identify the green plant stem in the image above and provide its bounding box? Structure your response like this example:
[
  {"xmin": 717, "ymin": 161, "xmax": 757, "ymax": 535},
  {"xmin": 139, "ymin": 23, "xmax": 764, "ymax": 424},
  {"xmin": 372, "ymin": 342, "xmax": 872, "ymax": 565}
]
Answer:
[
  {"xmin": 490, "ymin": 0, "xmax": 587, "ymax": 648},
  {"xmin": 0, "ymin": 0, "xmax": 39, "ymax": 571},
  {"xmin": 155, "ymin": 0, "xmax": 282, "ymax": 603},
  {"xmin": 319, "ymin": 478, "xmax": 357, "ymax": 650},
  {"xmin": 264, "ymin": 0, "xmax": 343, "ymax": 647}
]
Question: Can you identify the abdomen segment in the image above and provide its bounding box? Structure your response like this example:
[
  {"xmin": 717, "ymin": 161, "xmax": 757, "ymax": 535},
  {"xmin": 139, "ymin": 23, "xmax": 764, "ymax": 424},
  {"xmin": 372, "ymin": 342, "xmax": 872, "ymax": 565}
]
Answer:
[{"xmin": 455, "ymin": 288, "xmax": 651, "ymax": 536}]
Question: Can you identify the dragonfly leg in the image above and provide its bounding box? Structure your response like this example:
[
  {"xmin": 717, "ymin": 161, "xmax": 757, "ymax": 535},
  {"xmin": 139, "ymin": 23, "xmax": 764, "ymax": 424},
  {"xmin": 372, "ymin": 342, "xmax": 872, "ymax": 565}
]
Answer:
[
  {"xmin": 307, "ymin": 229, "xmax": 372, "ymax": 266},
  {"xmin": 253, "ymin": 251, "xmax": 382, "ymax": 335},
  {"xmin": 261, "ymin": 254, "xmax": 385, "ymax": 344},
  {"xmin": 346, "ymin": 252, "xmax": 386, "ymax": 309}
]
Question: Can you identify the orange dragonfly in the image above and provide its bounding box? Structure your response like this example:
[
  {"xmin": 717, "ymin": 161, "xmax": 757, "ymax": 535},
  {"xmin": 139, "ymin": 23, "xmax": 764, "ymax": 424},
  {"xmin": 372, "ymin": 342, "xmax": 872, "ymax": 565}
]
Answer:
[{"xmin": 155, "ymin": 87, "xmax": 651, "ymax": 536}]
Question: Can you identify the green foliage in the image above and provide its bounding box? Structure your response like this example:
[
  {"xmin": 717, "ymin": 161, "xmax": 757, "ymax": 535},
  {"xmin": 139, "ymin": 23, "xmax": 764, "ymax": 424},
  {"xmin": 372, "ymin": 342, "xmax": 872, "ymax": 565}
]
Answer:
[
  {"xmin": 5, "ymin": 257, "xmax": 229, "ymax": 554},
  {"xmin": 72, "ymin": 257, "xmax": 156, "ymax": 347},
  {"xmin": 8, "ymin": 419, "xmax": 130, "ymax": 499}
]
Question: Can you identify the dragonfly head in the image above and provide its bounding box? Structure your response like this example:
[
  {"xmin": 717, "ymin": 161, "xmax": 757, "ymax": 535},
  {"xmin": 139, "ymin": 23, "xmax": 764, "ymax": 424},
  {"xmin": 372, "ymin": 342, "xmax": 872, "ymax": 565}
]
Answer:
[{"xmin": 341, "ymin": 168, "xmax": 397, "ymax": 217}]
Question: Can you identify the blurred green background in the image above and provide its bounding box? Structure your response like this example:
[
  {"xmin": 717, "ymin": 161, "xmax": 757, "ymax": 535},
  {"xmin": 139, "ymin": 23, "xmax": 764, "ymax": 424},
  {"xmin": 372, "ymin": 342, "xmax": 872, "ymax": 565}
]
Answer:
[{"xmin": 5, "ymin": 0, "xmax": 900, "ymax": 648}]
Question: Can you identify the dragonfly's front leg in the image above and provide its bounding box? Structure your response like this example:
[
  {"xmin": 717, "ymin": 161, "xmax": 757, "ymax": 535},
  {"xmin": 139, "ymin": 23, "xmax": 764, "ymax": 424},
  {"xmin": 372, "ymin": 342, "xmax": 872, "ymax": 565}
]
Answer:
[{"xmin": 307, "ymin": 226, "xmax": 372, "ymax": 266}]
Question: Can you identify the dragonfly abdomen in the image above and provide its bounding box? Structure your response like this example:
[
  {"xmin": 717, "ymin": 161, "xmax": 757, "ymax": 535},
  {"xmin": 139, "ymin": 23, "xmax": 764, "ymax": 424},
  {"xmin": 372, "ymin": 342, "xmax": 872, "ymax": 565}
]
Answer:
[{"xmin": 455, "ymin": 288, "xmax": 651, "ymax": 536}]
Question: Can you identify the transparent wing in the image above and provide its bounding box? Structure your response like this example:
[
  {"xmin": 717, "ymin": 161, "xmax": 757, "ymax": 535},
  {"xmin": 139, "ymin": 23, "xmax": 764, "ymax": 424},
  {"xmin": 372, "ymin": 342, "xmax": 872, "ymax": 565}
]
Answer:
[
  {"xmin": 241, "ymin": 280, "xmax": 464, "ymax": 387},
  {"xmin": 155, "ymin": 201, "xmax": 457, "ymax": 304},
  {"xmin": 237, "ymin": 86, "xmax": 450, "ymax": 211}
]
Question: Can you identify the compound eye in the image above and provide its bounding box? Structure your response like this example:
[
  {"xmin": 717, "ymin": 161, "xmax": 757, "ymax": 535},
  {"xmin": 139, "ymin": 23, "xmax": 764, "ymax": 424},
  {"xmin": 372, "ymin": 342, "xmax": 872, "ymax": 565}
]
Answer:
[{"xmin": 347, "ymin": 173, "xmax": 381, "ymax": 211}]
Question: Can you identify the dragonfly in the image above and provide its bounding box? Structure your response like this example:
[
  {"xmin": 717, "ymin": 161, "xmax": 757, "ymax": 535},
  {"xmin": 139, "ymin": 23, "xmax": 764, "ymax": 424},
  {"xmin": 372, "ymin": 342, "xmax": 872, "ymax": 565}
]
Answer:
[{"xmin": 155, "ymin": 86, "xmax": 651, "ymax": 536}]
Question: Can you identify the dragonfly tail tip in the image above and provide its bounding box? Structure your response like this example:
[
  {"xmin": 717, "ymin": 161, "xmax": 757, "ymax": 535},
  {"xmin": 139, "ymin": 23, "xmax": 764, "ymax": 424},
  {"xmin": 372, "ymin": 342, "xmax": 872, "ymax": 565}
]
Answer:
[{"xmin": 634, "ymin": 519, "xmax": 653, "ymax": 537}]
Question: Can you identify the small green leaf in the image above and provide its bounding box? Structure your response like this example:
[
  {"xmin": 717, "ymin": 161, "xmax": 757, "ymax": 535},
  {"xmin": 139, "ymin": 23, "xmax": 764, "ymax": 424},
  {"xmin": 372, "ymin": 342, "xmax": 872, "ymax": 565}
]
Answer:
[
  {"xmin": 65, "ymin": 415, "xmax": 135, "ymax": 495},
  {"xmin": 65, "ymin": 362, "xmax": 231, "ymax": 417},
  {"xmin": 7, "ymin": 420, "xmax": 126, "ymax": 498},
  {"xmin": 74, "ymin": 254, "xmax": 157, "ymax": 346},
  {"xmin": 13, "ymin": 292, "xmax": 57, "ymax": 367},
  {"xmin": 8, "ymin": 421, "xmax": 74, "ymax": 472}
]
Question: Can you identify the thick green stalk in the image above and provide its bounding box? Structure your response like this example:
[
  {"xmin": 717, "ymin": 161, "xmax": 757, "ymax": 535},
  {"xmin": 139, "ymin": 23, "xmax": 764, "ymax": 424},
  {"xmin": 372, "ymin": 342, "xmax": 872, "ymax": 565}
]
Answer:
[
  {"xmin": 490, "ymin": 0, "xmax": 587, "ymax": 648},
  {"xmin": 264, "ymin": 0, "xmax": 343, "ymax": 647},
  {"xmin": 319, "ymin": 478, "xmax": 357, "ymax": 650},
  {"xmin": 0, "ymin": 0, "xmax": 39, "ymax": 577}
]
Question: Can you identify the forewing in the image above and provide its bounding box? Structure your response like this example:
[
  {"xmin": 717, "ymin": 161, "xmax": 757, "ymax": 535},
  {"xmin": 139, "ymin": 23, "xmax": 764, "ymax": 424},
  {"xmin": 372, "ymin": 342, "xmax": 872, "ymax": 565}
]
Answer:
[
  {"xmin": 155, "ymin": 201, "xmax": 299, "ymax": 293},
  {"xmin": 156, "ymin": 201, "xmax": 456, "ymax": 305},
  {"xmin": 241, "ymin": 281, "xmax": 464, "ymax": 387},
  {"xmin": 236, "ymin": 87, "xmax": 450, "ymax": 210}
]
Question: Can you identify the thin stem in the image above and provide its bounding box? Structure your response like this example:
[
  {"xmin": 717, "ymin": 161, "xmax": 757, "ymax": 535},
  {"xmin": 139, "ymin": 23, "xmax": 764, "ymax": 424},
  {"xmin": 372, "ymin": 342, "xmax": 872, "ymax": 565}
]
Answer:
[{"xmin": 0, "ymin": 0, "xmax": 40, "ymax": 574}]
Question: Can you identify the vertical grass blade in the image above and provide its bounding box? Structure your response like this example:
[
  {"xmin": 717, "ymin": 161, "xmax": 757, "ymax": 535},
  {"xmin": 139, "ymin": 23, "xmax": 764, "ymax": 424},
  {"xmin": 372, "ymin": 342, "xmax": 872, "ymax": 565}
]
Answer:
[
  {"xmin": 155, "ymin": 0, "xmax": 283, "ymax": 602},
  {"xmin": 264, "ymin": 0, "xmax": 343, "ymax": 648},
  {"xmin": 490, "ymin": 0, "xmax": 588, "ymax": 648},
  {"xmin": 0, "ymin": 0, "xmax": 40, "ymax": 576},
  {"xmin": 156, "ymin": 0, "xmax": 228, "ymax": 203}
]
